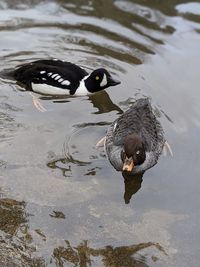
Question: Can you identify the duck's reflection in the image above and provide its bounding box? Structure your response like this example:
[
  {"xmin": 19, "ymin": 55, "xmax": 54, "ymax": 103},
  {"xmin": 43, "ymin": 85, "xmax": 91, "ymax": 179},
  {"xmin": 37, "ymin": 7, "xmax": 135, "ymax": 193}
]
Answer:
[
  {"xmin": 122, "ymin": 172, "xmax": 144, "ymax": 204},
  {"xmin": 39, "ymin": 94, "xmax": 71, "ymax": 103},
  {"xmin": 88, "ymin": 91, "xmax": 123, "ymax": 114},
  {"xmin": 40, "ymin": 90, "xmax": 122, "ymax": 115},
  {"xmin": 53, "ymin": 240, "xmax": 166, "ymax": 267}
]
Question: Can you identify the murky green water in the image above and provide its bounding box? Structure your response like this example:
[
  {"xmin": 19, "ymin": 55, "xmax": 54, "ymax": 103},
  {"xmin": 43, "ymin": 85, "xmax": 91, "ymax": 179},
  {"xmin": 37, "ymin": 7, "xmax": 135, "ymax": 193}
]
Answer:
[{"xmin": 0, "ymin": 0, "xmax": 200, "ymax": 266}]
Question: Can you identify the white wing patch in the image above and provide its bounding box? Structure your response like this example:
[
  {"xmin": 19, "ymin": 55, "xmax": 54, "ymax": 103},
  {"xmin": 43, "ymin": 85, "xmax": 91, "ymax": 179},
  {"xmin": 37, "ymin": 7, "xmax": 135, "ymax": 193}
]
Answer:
[
  {"xmin": 40, "ymin": 71, "xmax": 71, "ymax": 86},
  {"xmin": 113, "ymin": 122, "xmax": 117, "ymax": 132},
  {"xmin": 100, "ymin": 74, "xmax": 107, "ymax": 87},
  {"xmin": 54, "ymin": 75, "xmax": 61, "ymax": 80},
  {"xmin": 32, "ymin": 82, "xmax": 70, "ymax": 95},
  {"xmin": 61, "ymin": 80, "xmax": 70, "ymax": 86},
  {"xmin": 51, "ymin": 73, "xmax": 58, "ymax": 78}
]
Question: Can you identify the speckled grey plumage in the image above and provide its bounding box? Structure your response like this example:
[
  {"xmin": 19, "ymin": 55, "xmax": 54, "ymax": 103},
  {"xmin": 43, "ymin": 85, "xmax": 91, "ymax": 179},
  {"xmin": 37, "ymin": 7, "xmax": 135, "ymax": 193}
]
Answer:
[{"xmin": 105, "ymin": 98, "xmax": 165, "ymax": 174}]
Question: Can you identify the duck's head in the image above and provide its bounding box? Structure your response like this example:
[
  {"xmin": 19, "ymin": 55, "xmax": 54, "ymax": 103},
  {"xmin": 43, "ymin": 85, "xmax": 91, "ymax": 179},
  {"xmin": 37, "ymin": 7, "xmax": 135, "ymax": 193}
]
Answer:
[
  {"xmin": 85, "ymin": 68, "xmax": 121, "ymax": 93},
  {"xmin": 121, "ymin": 134, "xmax": 146, "ymax": 173}
]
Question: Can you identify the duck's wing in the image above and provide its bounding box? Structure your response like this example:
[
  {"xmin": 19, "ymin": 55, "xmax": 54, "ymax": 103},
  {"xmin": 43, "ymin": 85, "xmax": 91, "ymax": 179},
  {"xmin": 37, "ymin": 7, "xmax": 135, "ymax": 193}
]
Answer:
[
  {"xmin": 111, "ymin": 99, "xmax": 148, "ymax": 145},
  {"xmin": 14, "ymin": 60, "xmax": 88, "ymax": 93},
  {"xmin": 136, "ymin": 99, "xmax": 165, "ymax": 150},
  {"xmin": 113, "ymin": 98, "xmax": 165, "ymax": 150},
  {"xmin": 15, "ymin": 59, "xmax": 88, "ymax": 77}
]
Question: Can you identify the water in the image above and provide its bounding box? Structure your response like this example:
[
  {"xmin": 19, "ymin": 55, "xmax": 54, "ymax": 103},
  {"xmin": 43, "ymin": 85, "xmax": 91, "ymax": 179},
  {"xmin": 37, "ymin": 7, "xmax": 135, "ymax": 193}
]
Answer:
[{"xmin": 0, "ymin": 0, "xmax": 200, "ymax": 266}]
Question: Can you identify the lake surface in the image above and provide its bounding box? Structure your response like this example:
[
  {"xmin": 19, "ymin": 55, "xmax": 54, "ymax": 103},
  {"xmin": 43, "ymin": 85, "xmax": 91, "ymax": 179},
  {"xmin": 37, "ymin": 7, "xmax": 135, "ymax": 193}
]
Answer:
[{"xmin": 0, "ymin": 0, "xmax": 200, "ymax": 266}]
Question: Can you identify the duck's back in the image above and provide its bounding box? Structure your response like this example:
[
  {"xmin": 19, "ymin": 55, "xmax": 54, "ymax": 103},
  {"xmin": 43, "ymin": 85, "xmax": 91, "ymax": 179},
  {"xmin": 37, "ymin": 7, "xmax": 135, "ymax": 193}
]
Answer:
[
  {"xmin": 105, "ymin": 98, "xmax": 165, "ymax": 172},
  {"xmin": 14, "ymin": 59, "xmax": 88, "ymax": 86}
]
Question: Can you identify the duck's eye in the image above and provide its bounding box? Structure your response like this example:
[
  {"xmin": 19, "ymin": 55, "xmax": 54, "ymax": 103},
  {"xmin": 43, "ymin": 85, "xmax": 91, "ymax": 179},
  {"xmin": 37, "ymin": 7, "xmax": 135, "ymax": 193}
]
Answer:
[
  {"xmin": 95, "ymin": 76, "xmax": 100, "ymax": 80},
  {"xmin": 136, "ymin": 150, "xmax": 140, "ymax": 155}
]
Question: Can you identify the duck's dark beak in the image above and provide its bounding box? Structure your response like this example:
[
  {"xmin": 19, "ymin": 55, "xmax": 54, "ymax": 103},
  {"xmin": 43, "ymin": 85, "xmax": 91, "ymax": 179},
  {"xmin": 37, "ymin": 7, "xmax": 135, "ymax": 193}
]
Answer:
[
  {"xmin": 107, "ymin": 75, "xmax": 121, "ymax": 87},
  {"xmin": 122, "ymin": 157, "xmax": 134, "ymax": 172}
]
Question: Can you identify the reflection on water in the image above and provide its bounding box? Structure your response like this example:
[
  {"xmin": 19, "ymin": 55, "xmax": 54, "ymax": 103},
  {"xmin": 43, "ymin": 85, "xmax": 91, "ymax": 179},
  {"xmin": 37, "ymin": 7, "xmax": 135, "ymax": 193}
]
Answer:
[
  {"xmin": 50, "ymin": 210, "xmax": 66, "ymax": 219},
  {"xmin": 53, "ymin": 240, "xmax": 166, "ymax": 267},
  {"xmin": 0, "ymin": 195, "xmax": 45, "ymax": 266},
  {"xmin": 176, "ymin": 2, "xmax": 200, "ymax": 22},
  {"xmin": 0, "ymin": 194, "xmax": 167, "ymax": 266},
  {"xmin": 0, "ymin": 0, "xmax": 200, "ymax": 266},
  {"xmin": 46, "ymin": 121, "xmax": 106, "ymax": 177},
  {"xmin": 62, "ymin": 122, "xmax": 109, "ymax": 163},
  {"xmin": 47, "ymin": 151, "xmax": 73, "ymax": 177},
  {"xmin": 40, "ymin": 91, "xmax": 122, "ymax": 114},
  {"xmin": 123, "ymin": 172, "xmax": 144, "ymax": 204},
  {"xmin": 47, "ymin": 132, "xmax": 145, "ymax": 204},
  {"xmin": 0, "ymin": 197, "xmax": 27, "ymax": 235},
  {"xmin": 0, "ymin": 111, "xmax": 20, "ymax": 142},
  {"xmin": 0, "ymin": 0, "xmax": 179, "ymax": 67},
  {"xmin": 88, "ymin": 91, "xmax": 123, "ymax": 115}
]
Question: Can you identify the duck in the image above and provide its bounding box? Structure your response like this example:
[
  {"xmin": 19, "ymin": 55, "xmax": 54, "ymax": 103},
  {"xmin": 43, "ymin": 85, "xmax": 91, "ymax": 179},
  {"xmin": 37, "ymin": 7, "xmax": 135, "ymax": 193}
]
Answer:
[
  {"xmin": 12, "ymin": 59, "xmax": 121, "ymax": 96},
  {"xmin": 97, "ymin": 98, "xmax": 172, "ymax": 174}
]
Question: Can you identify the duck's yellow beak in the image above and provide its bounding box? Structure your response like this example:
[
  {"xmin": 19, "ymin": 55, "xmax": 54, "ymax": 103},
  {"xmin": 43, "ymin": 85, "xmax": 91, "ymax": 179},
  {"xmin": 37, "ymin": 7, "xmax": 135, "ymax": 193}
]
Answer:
[{"xmin": 122, "ymin": 157, "xmax": 134, "ymax": 172}]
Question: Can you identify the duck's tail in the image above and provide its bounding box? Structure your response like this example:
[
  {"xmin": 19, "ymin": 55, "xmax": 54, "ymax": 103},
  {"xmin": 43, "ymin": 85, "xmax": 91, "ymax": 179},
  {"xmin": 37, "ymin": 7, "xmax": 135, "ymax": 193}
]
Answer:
[
  {"xmin": 96, "ymin": 136, "xmax": 106, "ymax": 151},
  {"xmin": 163, "ymin": 141, "xmax": 173, "ymax": 157},
  {"xmin": 0, "ymin": 68, "xmax": 15, "ymax": 81}
]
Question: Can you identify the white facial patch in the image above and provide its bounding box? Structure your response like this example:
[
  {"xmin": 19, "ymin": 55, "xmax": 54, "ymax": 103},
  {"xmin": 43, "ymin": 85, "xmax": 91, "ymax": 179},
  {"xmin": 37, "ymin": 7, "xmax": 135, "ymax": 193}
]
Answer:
[
  {"xmin": 40, "ymin": 71, "xmax": 46, "ymax": 74},
  {"xmin": 100, "ymin": 74, "xmax": 107, "ymax": 87}
]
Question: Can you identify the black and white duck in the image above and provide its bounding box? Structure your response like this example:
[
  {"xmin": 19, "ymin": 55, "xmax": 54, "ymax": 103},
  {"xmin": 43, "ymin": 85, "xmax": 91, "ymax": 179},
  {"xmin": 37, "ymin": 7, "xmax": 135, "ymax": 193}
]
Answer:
[
  {"xmin": 13, "ymin": 59, "xmax": 120, "ymax": 96},
  {"xmin": 1, "ymin": 59, "xmax": 120, "ymax": 111}
]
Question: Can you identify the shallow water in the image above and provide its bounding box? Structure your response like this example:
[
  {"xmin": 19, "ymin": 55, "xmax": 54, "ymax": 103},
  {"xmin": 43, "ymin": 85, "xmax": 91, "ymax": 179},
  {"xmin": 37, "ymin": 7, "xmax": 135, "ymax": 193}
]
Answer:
[{"xmin": 0, "ymin": 0, "xmax": 200, "ymax": 266}]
